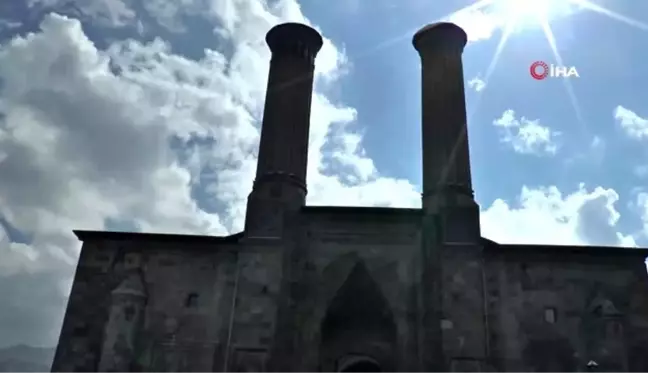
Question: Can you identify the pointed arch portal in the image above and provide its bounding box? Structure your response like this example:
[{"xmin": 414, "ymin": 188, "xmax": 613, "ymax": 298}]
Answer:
[
  {"xmin": 319, "ymin": 261, "xmax": 397, "ymax": 372},
  {"xmin": 339, "ymin": 360, "xmax": 381, "ymax": 373}
]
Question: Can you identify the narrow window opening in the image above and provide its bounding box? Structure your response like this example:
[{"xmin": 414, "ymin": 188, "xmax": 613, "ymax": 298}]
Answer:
[
  {"xmin": 592, "ymin": 305, "xmax": 603, "ymax": 316},
  {"xmin": 185, "ymin": 293, "xmax": 199, "ymax": 308},
  {"xmin": 611, "ymin": 321, "xmax": 622, "ymax": 335},
  {"xmin": 544, "ymin": 307, "xmax": 556, "ymax": 324},
  {"xmin": 124, "ymin": 306, "xmax": 135, "ymax": 321}
]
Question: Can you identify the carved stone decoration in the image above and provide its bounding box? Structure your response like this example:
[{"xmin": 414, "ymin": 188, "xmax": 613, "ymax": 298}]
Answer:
[
  {"xmin": 583, "ymin": 295, "xmax": 627, "ymax": 371},
  {"xmin": 98, "ymin": 271, "xmax": 147, "ymax": 372}
]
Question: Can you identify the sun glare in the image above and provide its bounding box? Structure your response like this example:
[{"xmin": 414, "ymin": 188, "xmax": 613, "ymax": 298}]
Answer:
[
  {"xmin": 456, "ymin": 0, "xmax": 648, "ymax": 147},
  {"xmin": 494, "ymin": 0, "xmax": 555, "ymax": 28},
  {"xmin": 356, "ymin": 0, "xmax": 648, "ymax": 133}
]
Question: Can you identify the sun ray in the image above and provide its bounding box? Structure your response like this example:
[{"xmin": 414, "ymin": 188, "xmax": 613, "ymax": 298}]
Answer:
[
  {"xmin": 571, "ymin": 0, "xmax": 648, "ymax": 31},
  {"xmin": 467, "ymin": 21, "xmax": 513, "ymax": 121},
  {"xmin": 539, "ymin": 18, "xmax": 588, "ymax": 135},
  {"xmin": 444, "ymin": 0, "xmax": 496, "ymax": 19},
  {"xmin": 351, "ymin": 0, "xmax": 646, "ymax": 144}
]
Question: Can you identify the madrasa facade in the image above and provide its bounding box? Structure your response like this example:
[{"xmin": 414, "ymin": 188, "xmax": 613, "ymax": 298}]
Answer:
[{"xmin": 51, "ymin": 22, "xmax": 648, "ymax": 372}]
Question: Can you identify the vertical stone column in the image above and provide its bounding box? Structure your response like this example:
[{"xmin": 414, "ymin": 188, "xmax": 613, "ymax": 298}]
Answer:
[
  {"xmin": 413, "ymin": 23, "xmax": 488, "ymax": 372},
  {"xmin": 245, "ymin": 23, "xmax": 323, "ymax": 238},
  {"xmin": 413, "ymin": 22, "xmax": 476, "ymax": 215},
  {"xmin": 413, "ymin": 21, "xmax": 480, "ymax": 242}
]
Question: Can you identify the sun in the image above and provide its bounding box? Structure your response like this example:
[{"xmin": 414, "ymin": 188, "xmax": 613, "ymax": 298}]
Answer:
[{"xmin": 355, "ymin": 0, "xmax": 648, "ymax": 133}]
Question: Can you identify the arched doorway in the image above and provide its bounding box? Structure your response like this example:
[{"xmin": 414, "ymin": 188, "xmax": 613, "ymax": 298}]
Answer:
[
  {"xmin": 319, "ymin": 261, "xmax": 397, "ymax": 371},
  {"xmin": 339, "ymin": 360, "xmax": 382, "ymax": 373}
]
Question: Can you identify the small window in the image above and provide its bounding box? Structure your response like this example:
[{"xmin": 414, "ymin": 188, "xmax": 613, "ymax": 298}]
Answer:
[
  {"xmin": 124, "ymin": 306, "xmax": 135, "ymax": 321},
  {"xmin": 544, "ymin": 308, "xmax": 556, "ymax": 324},
  {"xmin": 185, "ymin": 293, "xmax": 199, "ymax": 308},
  {"xmin": 73, "ymin": 325, "xmax": 89, "ymax": 336},
  {"xmin": 520, "ymin": 263, "xmax": 533, "ymax": 290}
]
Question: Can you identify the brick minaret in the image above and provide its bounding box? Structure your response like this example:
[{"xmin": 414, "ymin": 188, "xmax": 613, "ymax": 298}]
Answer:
[
  {"xmin": 245, "ymin": 23, "xmax": 323, "ymax": 238},
  {"xmin": 414, "ymin": 23, "xmax": 487, "ymax": 372},
  {"xmin": 413, "ymin": 22, "xmax": 480, "ymax": 237}
]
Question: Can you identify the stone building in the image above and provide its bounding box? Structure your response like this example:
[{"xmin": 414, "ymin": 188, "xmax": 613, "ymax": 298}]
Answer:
[{"xmin": 51, "ymin": 22, "xmax": 648, "ymax": 372}]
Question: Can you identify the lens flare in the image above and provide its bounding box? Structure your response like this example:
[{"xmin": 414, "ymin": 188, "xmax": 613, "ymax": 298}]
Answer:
[{"xmin": 495, "ymin": 0, "xmax": 554, "ymax": 28}]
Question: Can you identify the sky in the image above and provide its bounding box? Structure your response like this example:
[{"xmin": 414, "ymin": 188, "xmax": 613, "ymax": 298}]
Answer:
[{"xmin": 0, "ymin": 0, "xmax": 648, "ymax": 349}]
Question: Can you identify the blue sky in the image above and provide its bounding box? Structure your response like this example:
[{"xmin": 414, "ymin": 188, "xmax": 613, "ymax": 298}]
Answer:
[{"xmin": 0, "ymin": 0, "xmax": 648, "ymax": 349}]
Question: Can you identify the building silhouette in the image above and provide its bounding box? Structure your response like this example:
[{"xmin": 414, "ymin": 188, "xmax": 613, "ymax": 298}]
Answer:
[{"xmin": 51, "ymin": 22, "xmax": 648, "ymax": 372}]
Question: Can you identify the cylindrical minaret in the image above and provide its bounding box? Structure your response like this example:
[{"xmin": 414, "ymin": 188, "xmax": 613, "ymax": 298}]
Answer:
[
  {"xmin": 413, "ymin": 24, "xmax": 486, "ymax": 372},
  {"xmin": 413, "ymin": 23, "xmax": 476, "ymax": 212},
  {"xmin": 245, "ymin": 23, "xmax": 323, "ymax": 238}
]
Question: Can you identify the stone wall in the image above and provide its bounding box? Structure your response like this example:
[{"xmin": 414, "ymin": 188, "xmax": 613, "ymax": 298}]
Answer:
[
  {"xmin": 51, "ymin": 233, "xmax": 239, "ymax": 372},
  {"xmin": 52, "ymin": 220, "xmax": 648, "ymax": 373},
  {"xmin": 271, "ymin": 207, "xmax": 423, "ymax": 371},
  {"xmin": 226, "ymin": 238, "xmax": 284, "ymax": 372},
  {"xmin": 484, "ymin": 243, "xmax": 648, "ymax": 372},
  {"xmin": 439, "ymin": 243, "xmax": 488, "ymax": 371}
]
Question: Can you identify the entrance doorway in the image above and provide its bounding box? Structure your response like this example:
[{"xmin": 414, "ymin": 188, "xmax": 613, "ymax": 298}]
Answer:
[
  {"xmin": 340, "ymin": 360, "xmax": 381, "ymax": 373},
  {"xmin": 318, "ymin": 261, "xmax": 396, "ymax": 371}
]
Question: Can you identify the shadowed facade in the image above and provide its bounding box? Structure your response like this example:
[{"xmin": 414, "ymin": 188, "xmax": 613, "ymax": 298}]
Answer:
[{"xmin": 51, "ymin": 22, "xmax": 648, "ymax": 372}]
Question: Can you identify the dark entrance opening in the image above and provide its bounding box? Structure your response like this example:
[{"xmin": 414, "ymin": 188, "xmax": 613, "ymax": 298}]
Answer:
[
  {"xmin": 319, "ymin": 261, "xmax": 396, "ymax": 371},
  {"xmin": 339, "ymin": 359, "xmax": 381, "ymax": 372}
]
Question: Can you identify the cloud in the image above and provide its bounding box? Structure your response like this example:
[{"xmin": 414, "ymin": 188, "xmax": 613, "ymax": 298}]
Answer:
[
  {"xmin": 565, "ymin": 135, "xmax": 605, "ymax": 167},
  {"xmin": 26, "ymin": 0, "xmax": 136, "ymax": 27},
  {"xmin": 481, "ymin": 184, "xmax": 636, "ymax": 247},
  {"xmin": 633, "ymin": 192, "xmax": 648, "ymax": 240},
  {"xmin": 493, "ymin": 109, "xmax": 560, "ymax": 155},
  {"xmin": 468, "ymin": 76, "xmax": 486, "ymax": 92},
  {"xmin": 0, "ymin": 1, "xmax": 411, "ymax": 347},
  {"xmin": 0, "ymin": 20, "xmax": 22, "ymax": 32},
  {"xmin": 615, "ymin": 105, "xmax": 648, "ymax": 140},
  {"xmin": 0, "ymin": 13, "xmax": 238, "ymax": 346},
  {"xmin": 449, "ymin": 8, "xmax": 500, "ymax": 42},
  {"xmin": 0, "ymin": 0, "xmax": 640, "ymax": 352},
  {"xmin": 635, "ymin": 165, "xmax": 648, "ymax": 179}
]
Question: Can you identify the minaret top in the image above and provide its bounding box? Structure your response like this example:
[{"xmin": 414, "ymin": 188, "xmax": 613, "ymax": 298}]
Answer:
[
  {"xmin": 412, "ymin": 22, "xmax": 467, "ymax": 54},
  {"xmin": 266, "ymin": 22, "xmax": 323, "ymax": 63}
]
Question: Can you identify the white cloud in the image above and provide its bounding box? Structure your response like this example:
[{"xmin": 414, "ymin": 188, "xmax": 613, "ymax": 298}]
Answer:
[
  {"xmin": 635, "ymin": 165, "xmax": 648, "ymax": 179},
  {"xmin": 493, "ymin": 109, "xmax": 560, "ymax": 155},
  {"xmin": 565, "ymin": 135, "xmax": 605, "ymax": 167},
  {"xmin": 467, "ymin": 76, "xmax": 486, "ymax": 92},
  {"xmin": 481, "ymin": 184, "xmax": 636, "ymax": 247},
  {"xmin": 0, "ymin": 2, "xmax": 409, "ymax": 347},
  {"xmin": 26, "ymin": 0, "xmax": 136, "ymax": 27},
  {"xmin": 633, "ymin": 192, "xmax": 648, "ymax": 240},
  {"xmin": 449, "ymin": 9, "xmax": 500, "ymax": 42},
  {"xmin": 0, "ymin": 20, "xmax": 22, "ymax": 32},
  {"xmin": 0, "ymin": 0, "xmax": 640, "ymax": 352},
  {"xmin": 615, "ymin": 105, "xmax": 648, "ymax": 139},
  {"xmin": 0, "ymin": 13, "xmax": 245, "ymax": 345},
  {"xmin": 0, "ymin": 224, "xmax": 44, "ymax": 276}
]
